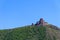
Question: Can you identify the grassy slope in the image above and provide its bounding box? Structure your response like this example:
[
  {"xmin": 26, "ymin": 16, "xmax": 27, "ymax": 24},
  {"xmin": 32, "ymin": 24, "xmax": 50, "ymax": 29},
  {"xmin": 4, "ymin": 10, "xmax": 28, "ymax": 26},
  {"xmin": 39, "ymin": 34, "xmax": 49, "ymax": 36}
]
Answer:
[
  {"xmin": 46, "ymin": 26, "xmax": 60, "ymax": 40},
  {"xmin": 0, "ymin": 25, "xmax": 60, "ymax": 40},
  {"xmin": 0, "ymin": 25, "xmax": 47, "ymax": 40}
]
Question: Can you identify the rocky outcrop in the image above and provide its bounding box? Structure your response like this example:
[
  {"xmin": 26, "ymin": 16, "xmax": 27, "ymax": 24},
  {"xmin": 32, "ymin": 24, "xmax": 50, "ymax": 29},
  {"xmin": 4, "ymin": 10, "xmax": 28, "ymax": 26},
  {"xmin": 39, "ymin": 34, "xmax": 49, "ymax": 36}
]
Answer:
[{"xmin": 35, "ymin": 18, "xmax": 48, "ymax": 26}]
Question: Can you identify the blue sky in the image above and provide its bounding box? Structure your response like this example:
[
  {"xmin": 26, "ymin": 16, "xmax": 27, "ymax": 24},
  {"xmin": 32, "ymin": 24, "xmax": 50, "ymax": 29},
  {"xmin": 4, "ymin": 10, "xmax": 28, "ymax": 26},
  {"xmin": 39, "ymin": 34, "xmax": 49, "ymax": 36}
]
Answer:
[{"xmin": 0, "ymin": 0, "xmax": 60, "ymax": 29}]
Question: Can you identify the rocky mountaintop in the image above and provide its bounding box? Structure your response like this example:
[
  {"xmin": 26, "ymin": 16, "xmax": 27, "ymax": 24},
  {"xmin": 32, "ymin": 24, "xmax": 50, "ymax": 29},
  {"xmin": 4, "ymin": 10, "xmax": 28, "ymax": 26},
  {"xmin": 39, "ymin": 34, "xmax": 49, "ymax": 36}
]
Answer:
[
  {"xmin": 0, "ymin": 18, "xmax": 60, "ymax": 40},
  {"xmin": 32, "ymin": 18, "xmax": 48, "ymax": 26},
  {"xmin": 32, "ymin": 18, "xmax": 60, "ymax": 30}
]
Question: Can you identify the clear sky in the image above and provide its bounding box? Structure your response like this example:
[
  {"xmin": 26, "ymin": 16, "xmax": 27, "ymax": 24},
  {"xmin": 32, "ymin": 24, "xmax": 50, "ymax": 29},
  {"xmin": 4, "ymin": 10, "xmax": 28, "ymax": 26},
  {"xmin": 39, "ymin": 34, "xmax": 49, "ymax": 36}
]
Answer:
[{"xmin": 0, "ymin": 0, "xmax": 60, "ymax": 29}]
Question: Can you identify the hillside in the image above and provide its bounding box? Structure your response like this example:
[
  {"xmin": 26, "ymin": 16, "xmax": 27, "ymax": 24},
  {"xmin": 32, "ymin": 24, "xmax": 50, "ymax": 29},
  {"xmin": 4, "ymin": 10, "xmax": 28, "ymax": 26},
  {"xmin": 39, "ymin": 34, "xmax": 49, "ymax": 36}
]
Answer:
[
  {"xmin": 0, "ymin": 25, "xmax": 46, "ymax": 40},
  {"xmin": 0, "ymin": 25, "xmax": 60, "ymax": 40},
  {"xmin": 0, "ymin": 18, "xmax": 60, "ymax": 40}
]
